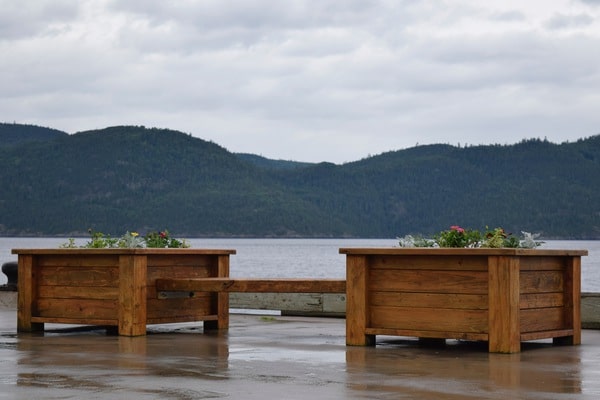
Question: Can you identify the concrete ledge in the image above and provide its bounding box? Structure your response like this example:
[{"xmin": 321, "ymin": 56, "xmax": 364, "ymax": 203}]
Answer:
[
  {"xmin": 582, "ymin": 292, "xmax": 600, "ymax": 329},
  {"xmin": 230, "ymin": 292, "xmax": 346, "ymax": 317}
]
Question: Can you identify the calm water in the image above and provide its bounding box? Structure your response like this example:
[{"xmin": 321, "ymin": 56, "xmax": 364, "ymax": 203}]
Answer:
[{"xmin": 1, "ymin": 237, "xmax": 599, "ymax": 291}]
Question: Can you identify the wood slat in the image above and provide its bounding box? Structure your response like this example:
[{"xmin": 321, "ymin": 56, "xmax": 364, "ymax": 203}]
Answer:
[
  {"xmin": 520, "ymin": 329, "xmax": 574, "ymax": 342},
  {"xmin": 369, "ymin": 255, "xmax": 488, "ymax": 271},
  {"xmin": 146, "ymin": 298, "xmax": 211, "ymax": 319},
  {"xmin": 35, "ymin": 298, "xmax": 118, "ymax": 320},
  {"xmin": 37, "ymin": 266, "xmax": 119, "ymax": 286},
  {"xmin": 520, "ymin": 270, "xmax": 564, "ymax": 294},
  {"xmin": 364, "ymin": 327, "xmax": 488, "ymax": 342},
  {"xmin": 147, "ymin": 314, "xmax": 219, "ymax": 325},
  {"xmin": 369, "ymin": 306, "xmax": 488, "ymax": 333},
  {"xmin": 147, "ymin": 266, "xmax": 212, "ymax": 282},
  {"xmin": 520, "ymin": 308, "xmax": 565, "ymax": 333},
  {"xmin": 38, "ymin": 285, "xmax": 119, "ymax": 300},
  {"xmin": 146, "ymin": 254, "xmax": 214, "ymax": 267},
  {"xmin": 31, "ymin": 316, "xmax": 116, "ymax": 326},
  {"xmin": 369, "ymin": 292, "xmax": 488, "ymax": 310},
  {"xmin": 155, "ymin": 278, "xmax": 346, "ymax": 293},
  {"xmin": 368, "ymin": 270, "xmax": 488, "ymax": 294},
  {"xmin": 519, "ymin": 256, "xmax": 566, "ymax": 271},
  {"xmin": 35, "ymin": 254, "xmax": 120, "ymax": 268},
  {"xmin": 520, "ymin": 293, "xmax": 564, "ymax": 309}
]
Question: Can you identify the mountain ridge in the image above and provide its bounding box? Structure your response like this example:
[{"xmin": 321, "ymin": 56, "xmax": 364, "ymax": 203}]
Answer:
[{"xmin": 1, "ymin": 123, "xmax": 598, "ymax": 239}]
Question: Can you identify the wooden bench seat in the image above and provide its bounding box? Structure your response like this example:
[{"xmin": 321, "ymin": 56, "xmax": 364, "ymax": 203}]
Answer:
[{"xmin": 156, "ymin": 278, "xmax": 346, "ymax": 294}]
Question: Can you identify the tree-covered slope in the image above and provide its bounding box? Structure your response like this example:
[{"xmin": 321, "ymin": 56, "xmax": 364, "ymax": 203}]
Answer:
[{"xmin": 0, "ymin": 124, "xmax": 598, "ymax": 238}]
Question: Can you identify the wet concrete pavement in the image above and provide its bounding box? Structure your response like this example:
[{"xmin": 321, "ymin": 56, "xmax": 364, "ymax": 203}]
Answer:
[{"xmin": 1, "ymin": 310, "xmax": 600, "ymax": 399}]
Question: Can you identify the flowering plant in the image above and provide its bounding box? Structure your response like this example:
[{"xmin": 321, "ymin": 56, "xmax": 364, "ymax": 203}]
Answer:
[
  {"xmin": 435, "ymin": 225, "xmax": 481, "ymax": 248},
  {"xmin": 398, "ymin": 225, "xmax": 543, "ymax": 249},
  {"xmin": 144, "ymin": 230, "xmax": 189, "ymax": 248},
  {"xmin": 61, "ymin": 229, "xmax": 190, "ymax": 248}
]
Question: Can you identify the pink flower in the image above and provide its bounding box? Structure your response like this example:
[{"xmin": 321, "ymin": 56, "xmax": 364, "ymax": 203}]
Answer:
[{"xmin": 450, "ymin": 225, "xmax": 465, "ymax": 233}]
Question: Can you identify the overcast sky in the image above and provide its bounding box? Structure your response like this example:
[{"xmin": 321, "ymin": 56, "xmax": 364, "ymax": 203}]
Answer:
[{"xmin": 2, "ymin": 0, "xmax": 600, "ymax": 163}]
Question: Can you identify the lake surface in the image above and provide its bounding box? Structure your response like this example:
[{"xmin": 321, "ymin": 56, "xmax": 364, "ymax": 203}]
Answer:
[{"xmin": 2, "ymin": 237, "xmax": 599, "ymax": 291}]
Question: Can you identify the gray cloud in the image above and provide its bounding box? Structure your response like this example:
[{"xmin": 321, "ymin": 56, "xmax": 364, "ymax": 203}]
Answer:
[
  {"xmin": 545, "ymin": 13, "xmax": 595, "ymax": 29},
  {"xmin": 1, "ymin": 0, "xmax": 600, "ymax": 163}
]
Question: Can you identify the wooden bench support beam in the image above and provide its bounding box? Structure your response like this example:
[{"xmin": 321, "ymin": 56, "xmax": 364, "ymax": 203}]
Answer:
[{"xmin": 156, "ymin": 278, "xmax": 346, "ymax": 294}]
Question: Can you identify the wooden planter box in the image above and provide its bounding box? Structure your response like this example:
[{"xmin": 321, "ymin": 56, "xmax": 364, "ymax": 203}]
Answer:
[
  {"xmin": 340, "ymin": 248, "xmax": 588, "ymax": 353},
  {"xmin": 12, "ymin": 248, "xmax": 235, "ymax": 336}
]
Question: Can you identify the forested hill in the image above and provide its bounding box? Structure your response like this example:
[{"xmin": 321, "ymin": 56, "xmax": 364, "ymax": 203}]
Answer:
[{"xmin": 1, "ymin": 123, "xmax": 599, "ymax": 239}]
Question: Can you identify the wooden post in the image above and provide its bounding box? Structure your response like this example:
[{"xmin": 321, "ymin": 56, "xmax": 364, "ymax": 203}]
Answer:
[
  {"xmin": 204, "ymin": 254, "xmax": 230, "ymax": 330},
  {"xmin": 118, "ymin": 254, "xmax": 147, "ymax": 336},
  {"xmin": 17, "ymin": 255, "xmax": 44, "ymax": 332},
  {"xmin": 556, "ymin": 256, "xmax": 582, "ymax": 345},
  {"xmin": 488, "ymin": 255, "xmax": 520, "ymax": 353},
  {"xmin": 346, "ymin": 255, "xmax": 374, "ymax": 346}
]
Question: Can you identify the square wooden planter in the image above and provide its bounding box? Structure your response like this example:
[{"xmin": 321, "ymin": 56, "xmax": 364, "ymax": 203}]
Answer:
[
  {"xmin": 340, "ymin": 248, "xmax": 588, "ymax": 353},
  {"xmin": 12, "ymin": 248, "xmax": 235, "ymax": 336}
]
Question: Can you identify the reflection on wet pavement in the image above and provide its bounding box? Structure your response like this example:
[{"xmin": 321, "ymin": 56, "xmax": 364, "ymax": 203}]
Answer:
[{"xmin": 1, "ymin": 311, "xmax": 600, "ymax": 399}]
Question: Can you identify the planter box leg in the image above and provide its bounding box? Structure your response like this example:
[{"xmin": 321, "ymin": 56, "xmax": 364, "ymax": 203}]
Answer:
[
  {"xmin": 346, "ymin": 255, "xmax": 375, "ymax": 346},
  {"xmin": 488, "ymin": 256, "xmax": 520, "ymax": 353},
  {"xmin": 17, "ymin": 255, "xmax": 44, "ymax": 333},
  {"xmin": 118, "ymin": 255, "xmax": 147, "ymax": 336},
  {"xmin": 205, "ymin": 255, "xmax": 230, "ymax": 331}
]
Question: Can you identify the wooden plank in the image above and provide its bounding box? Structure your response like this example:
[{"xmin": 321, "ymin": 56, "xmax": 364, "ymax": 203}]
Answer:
[
  {"xmin": 339, "ymin": 248, "xmax": 587, "ymax": 257},
  {"xmin": 521, "ymin": 329, "xmax": 574, "ymax": 342},
  {"xmin": 12, "ymin": 248, "xmax": 236, "ymax": 256},
  {"xmin": 368, "ymin": 270, "xmax": 488, "ymax": 294},
  {"xmin": 369, "ymin": 292, "xmax": 488, "ymax": 310},
  {"xmin": 520, "ymin": 308, "xmax": 565, "ymax": 332},
  {"xmin": 346, "ymin": 255, "xmax": 374, "ymax": 346},
  {"xmin": 488, "ymin": 255, "xmax": 521, "ymax": 353},
  {"xmin": 147, "ymin": 314, "xmax": 219, "ymax": 325},
  {"xmin": 369, "ymin": 306, "xmax": 488, "ymax": 333},
  {"xmin": 37, "ymin": 266, "xmax": 119, "ymax": 287},
  {"xmin": 146, "ymin": 297, "xmax": 211, "ymax": 319},
  {"xmin": 35, "ymin": 254, "xmax": 119, "ymax": 268},
  {"xmin": 147, "ymin": 265, "xmax": 211, "ymax": 282},
  {"xmin": 118, "ymin": 255, "xmax": 147, "ymax": 336},
  {"xmin": 520, "ymin": 270, "xmax": 564, "ymax": 294},
  {"xmin": 364, "ymin": 327, "xmax": 488, "ymax": 342},
  {"xmin": 38, "ymin": 285, "xmax": 119, "ymax": 300},
  {"xmin": 370, "ymin": 255, "xmax": 488, "ymax": 271},
  {"xmin": 520, "ymin": 293, "xmax": 564, "ymax": 309},
  {"xmin": 36, "ymin": 298, "xmax": 118, "ymax": 319},
  {"xmin": 31, "ymin": 316, "xmax": 116, "ymax": 326},
  {"xmin": 146, "ymin": 254, "xmax": 214, "ymax": 267},
  {"xmin": 519, "ymin": 256, "xmax": 566, "ymax": 271},
  {"xmin": 155, "ymin": 278, "xmax": 346, "ymax": 293}
]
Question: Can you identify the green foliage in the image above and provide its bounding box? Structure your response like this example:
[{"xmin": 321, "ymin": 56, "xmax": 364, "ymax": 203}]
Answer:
[
  {"xmin": 65, "ymin": 229, "xmax": 189, "ymax": 248},
  {"xmin": 434, "ymin": 226, "xmax": 482, "ymax": 248},
  {"xmin": 399, "ymin": 226, "xmax": 543, "ymax": 248},
  {"xmin": 1, "ymin": 124, "xmax": 599, "ymax": 239},
  {"xmin": 144, "ymin": 230, "xmax": 189, "ymax": 248},
  {"xmin": 481, "ymin": 227, "xmax": 519, "ymax": 248},
  {"xmin": 84, "ymin": 229, "xmax": 119, "ymax": 248}
]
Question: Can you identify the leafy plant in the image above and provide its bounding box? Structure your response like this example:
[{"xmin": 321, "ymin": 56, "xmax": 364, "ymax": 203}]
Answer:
[
  {"xmin": 434, "ymin": 226, "xmax": 481, "ymax": 248},
  {"xmin": 398, "ymin": 225, "xmax": 543, "ymax": 249},
  {"xmin": 144, "ymin": 230, "xmax": 189, "ymax": 248},
  {"xmin": 84, "ymin": 229, "xmax": 119, "ymax": 248},
  {"xmin": 62, "ymin": 229, "xmax": 190, "ymax": 248}
]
